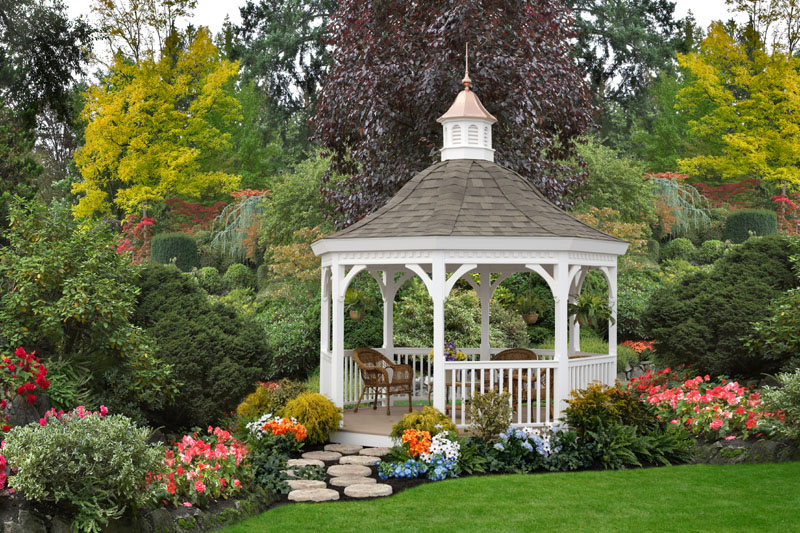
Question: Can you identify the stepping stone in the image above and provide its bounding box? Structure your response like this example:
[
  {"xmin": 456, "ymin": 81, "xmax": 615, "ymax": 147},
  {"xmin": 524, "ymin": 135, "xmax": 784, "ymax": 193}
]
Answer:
[
  {"xmin": 324, "ymin": 443, "xmax": 363, "ymax": 455},
  {"xmin": 288, "ymin": 488, "xmax": 340, "ymax": 502},
  {"xmin": 329, "ymin": 476, "xmax": 377, "ymax": 488},
  {"xmin": 344, "ymin": 484, "xmax": 393, "ymax": 498},
  {"xmin": 302, "ymin": 451, "xmax": 342, "ymax": 462},
  {"xmin": 287, "ymin": 458, "xmax": 324, "ymax": 468},
  {"xmin": 358, "ymin": 447, "xmax": 391, "ymax": 457},
  {"xmin": 281, "ymin": 469, "xmax": 299, "ymax": 478},
  {"xmin": 287, "ymin": 479, "xmax": 327, "ymax": 491},
  {"xmin": 326, "ymin": 464, "xmax": 371, "ymax": 477},
  {"xmin": 339, "ymin": 455, "xmax": 380, "ymax": 466}
]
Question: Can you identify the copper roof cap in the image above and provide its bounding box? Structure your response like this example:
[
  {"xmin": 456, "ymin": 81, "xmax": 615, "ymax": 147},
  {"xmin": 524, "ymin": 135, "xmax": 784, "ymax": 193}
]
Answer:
[{"xmin": 437, "ymin": 45, "xmax": 497, "ymax": 123}]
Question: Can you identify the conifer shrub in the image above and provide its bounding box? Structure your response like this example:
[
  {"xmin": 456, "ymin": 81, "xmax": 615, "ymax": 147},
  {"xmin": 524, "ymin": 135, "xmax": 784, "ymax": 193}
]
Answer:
[
  {"xmin": 389, "ymin": 406, "xmax": 458, "ymax": 440},
  {"xmin": 256, "ymin": 263, "xmax": 269, "ymax": 291},
  {"xmin": 723, "ymin": 209, "xmax": 778, "ymax": 243},
  {"xmin": 660, "ymin": 237, "xmax": 696, "ymax": 261},
  {"xmin": 194, "ymin": 266, "xmax": 225, "ymax": 294},
  {"xmin": 224, "ymin": 263, "xmax": 255, "ymax": 290},
  {"xmin": 150, "ymin": 233, "xmax": 199, "ymax": 271},
  {"xmin": 281, "ymin": 392, "xmax": 342, "ymax": 445},
  {"xmin": 694, "ymin": 239, "xmax": 729, "ymax": 264}
]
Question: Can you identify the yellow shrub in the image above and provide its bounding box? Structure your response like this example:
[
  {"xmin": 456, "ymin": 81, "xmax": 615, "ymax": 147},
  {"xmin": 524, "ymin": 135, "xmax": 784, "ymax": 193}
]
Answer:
[
  {"xmin": 236, "ymin": 379, "xmax": 307, "ymax": 421},
  {"xmin": 281, "ymin": 392, "xmax": 342, "ymax": 445},
  {"xmin": 389, "ymin": 406, "xmax": 458, "ymax": 440}
]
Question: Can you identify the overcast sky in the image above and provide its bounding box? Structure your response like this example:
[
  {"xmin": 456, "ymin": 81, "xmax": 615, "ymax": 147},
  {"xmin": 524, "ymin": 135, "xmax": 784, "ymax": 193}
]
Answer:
[{"xmin": 66, "ymin": 0, "xmax": 738, "ymax": 37}]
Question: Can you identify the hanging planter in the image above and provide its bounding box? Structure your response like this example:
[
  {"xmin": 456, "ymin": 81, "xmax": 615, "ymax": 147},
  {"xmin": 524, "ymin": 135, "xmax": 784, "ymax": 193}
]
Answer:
[
  {"xmin": 521, "ymin": 312, "xmax": 539, "ymax": 325},
  {"xmin": 345, "ymin": 288, "xmax": 376, "ymax": 322},
  {"xmin": 517, "ymin": 294, "xmax": 545, "ymax": 326},
  {"xmin": 349, "ymin": 309, "xmax": 365, "ymax": 322}
]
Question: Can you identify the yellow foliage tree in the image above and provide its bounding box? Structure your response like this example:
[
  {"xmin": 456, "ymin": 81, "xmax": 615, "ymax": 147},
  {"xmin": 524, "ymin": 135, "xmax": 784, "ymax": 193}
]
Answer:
[
  {"xmin": 73, "ymin": 28, "xmax": 241, "ymax": 218},
  {"xmin": 676, "ymin": 22, "xmax": 800, "ymax": 189}
]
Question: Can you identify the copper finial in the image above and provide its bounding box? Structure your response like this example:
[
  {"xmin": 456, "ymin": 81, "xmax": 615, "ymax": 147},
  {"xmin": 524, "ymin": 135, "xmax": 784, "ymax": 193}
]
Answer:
[{"xmin": 462, "ymin": 43, "xmax": 471, "ymax": 91}]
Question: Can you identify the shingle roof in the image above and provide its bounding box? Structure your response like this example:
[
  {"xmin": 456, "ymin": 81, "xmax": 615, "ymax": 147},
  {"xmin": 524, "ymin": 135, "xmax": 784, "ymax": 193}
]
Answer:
[{"xmin": 327, "ymin": 159, "xmax": 624, "ymax": 242}]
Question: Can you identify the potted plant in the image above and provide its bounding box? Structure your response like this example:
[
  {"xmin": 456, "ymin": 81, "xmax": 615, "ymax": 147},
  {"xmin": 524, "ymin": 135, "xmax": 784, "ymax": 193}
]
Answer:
[
  {"xmin": 517, "ymin": 293, "xmax": 546, "ymax": 325},
  {"xmin": 345, "ymin": 288, "xmax": 376, "ymax": 321},
  {"xmin": 567, "ymin": 292, "xmax": 615, "ymax": 329}
]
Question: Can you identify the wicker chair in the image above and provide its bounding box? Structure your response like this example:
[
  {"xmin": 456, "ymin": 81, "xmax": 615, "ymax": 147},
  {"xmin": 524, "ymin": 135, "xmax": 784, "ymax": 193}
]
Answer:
[
  {"xmin": 492, "ymin": 348, "xmax": 554, "ymax": 419},
  {"xmin": 352, "ymin": 348, "xmax": 413, "ymax": 415}
]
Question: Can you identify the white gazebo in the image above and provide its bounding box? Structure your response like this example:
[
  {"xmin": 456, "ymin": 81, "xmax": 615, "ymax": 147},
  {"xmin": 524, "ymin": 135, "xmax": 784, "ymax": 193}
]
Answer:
[{"xmin": 312, "ymin": 67, "xmax": 628, "ymax": 446}]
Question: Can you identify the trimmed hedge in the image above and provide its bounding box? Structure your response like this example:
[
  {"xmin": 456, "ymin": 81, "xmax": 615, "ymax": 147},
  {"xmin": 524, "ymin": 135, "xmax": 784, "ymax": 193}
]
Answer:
[
  {"xmin": 661, "ymin": 238, "xmax": 696, "ymax": 262},
  {"xmin": 150, "ymin": 233, "xmax": 199, "ymax": 272},
  {"xmin": 224, "ymin": 263, "xmax": 255, "ymax": 290},
  {"xmin": 722, "ymin": 209, "xmax": 778, "ymax": 244}
]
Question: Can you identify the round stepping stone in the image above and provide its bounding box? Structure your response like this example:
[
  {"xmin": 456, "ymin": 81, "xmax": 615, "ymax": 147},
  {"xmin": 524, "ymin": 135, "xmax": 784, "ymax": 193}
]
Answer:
[
  {"xmin": 302, "ymin": 450, "xmax": 342, "ymax": 462},
  {"xmin": 329, "ymin": 476, "xmax": 377, "ymax": 488},
  {"xmin": 287, "ymin": 458, "xmax": 324, "ymax": 468},
  {"xmin": 287, "ymin": 479, "xmax": 327, "ymax": 491},
  {"xmin": 339, "ymin": 455, "xmax": 380, "ymax": 466},
  {"xmin": 344, "ymin": 483, "xmax": 393, "ymax": 498},
  {"xmin": 358, "ymin": 447, "xmax": 391, "ymax": 457},
  {"xmin": 324, "ymin": 443, "xmax": 363, "ymax": 455},
  {"xmin": 288, "ymin": 488, "xmax": 340, "ymax": 502},
  {"xmin": 326, "ymin": 464, "xmax": 371, "ymax": 477},
  {"xmin": 282, "ymin": 469, "xmax": 300, "ymax": 478}
]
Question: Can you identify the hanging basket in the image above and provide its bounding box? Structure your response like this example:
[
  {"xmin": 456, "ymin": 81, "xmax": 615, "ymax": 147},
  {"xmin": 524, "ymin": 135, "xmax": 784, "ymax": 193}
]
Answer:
[
  {"xmin": 349, "ymin": 309, "xmax": 365, "ymax": 322},
  {"xmin": 522, "ymin": 313, "xmax": 539, "ymax": 325}
]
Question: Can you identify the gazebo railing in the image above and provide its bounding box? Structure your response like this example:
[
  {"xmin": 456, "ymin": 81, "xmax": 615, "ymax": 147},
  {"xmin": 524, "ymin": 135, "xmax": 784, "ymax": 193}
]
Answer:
[{"xmin": 568, "ymin": 354, "xmax": 617, "ymax": 392}]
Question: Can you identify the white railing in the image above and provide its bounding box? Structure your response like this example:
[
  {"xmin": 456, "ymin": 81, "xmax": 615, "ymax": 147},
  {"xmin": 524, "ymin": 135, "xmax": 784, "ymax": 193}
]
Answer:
[
  {"xmin": 442, "ymin": 360, "xmax": 557, "ymax": 428},
  {"xmin": 568, "ymin": 354, "xmax": 617, "ymax": 392}
]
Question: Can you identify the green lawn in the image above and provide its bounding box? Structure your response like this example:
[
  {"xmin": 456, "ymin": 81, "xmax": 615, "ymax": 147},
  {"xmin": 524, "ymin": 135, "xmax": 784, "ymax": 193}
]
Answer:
[{"xmin": 223, "ymin": 462, "xmax": 800, "ymax": 532}]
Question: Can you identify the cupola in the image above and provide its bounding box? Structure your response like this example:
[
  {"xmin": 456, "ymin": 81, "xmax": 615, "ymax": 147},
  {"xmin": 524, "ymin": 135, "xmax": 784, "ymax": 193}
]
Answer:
[{"xmin": 437, "ymin": 48, "xmax": 497, "ymax": 162}]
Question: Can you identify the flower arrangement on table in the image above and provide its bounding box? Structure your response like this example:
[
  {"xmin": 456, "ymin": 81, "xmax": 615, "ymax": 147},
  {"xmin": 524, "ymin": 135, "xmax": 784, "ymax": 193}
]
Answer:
[
  {"xmin": 427, "ymin": 341, "xmax": 468, "ymax": 361},
  {"xmin": 245, "ymin": 413, "xmax": 307, "ymax": 455},
  {"xmin": 146, "ymin": 426, "xmax": 248, "ymax": 508},
  {"xmin": 487, "ymin": 426, "xmax": 560, "ymax": 473},
  {"xmin": 378, "ymin": 428, "xmax": 460, "ymax": 481},
  {"xmin": 628, "ymin": 368, "xmax": 784, "ymax": 440}
]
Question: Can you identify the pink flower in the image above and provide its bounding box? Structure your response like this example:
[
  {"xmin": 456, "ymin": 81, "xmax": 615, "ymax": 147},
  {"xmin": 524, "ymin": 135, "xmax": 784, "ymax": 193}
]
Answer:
[
  {"xmin": 710, "ymin": 419, "xmax": 724, "ymax": 430},
  {"xmin": 233, "ymin": 479, "xmax": 241, "ymax": 488},
  {"xmin": 725, "ymin": 435, "xmax": 737, "ymax": 441},
  {"xmin": 194, "ymin": 480, "xmax": 206, "ymax": 494},
  {"xmin": 183, "ymin": 502, "xmax": 192, "ymax": 508},
  {"xmin": 38, "ymin": 418, "xmax": 46, "ymax": 426},
  {"xmin": 99, "ymin": 405, "xmax": 108, "ymax": 416}
]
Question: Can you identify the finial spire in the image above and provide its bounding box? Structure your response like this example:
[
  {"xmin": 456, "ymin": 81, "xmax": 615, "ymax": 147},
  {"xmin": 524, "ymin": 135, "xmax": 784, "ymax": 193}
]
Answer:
[{"xmin": 462, "ymin": 43, "xmax": 471, "ymax": 90}]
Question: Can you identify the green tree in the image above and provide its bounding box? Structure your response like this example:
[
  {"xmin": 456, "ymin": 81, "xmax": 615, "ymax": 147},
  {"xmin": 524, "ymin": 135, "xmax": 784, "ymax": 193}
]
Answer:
[{"xmin": 73, "ymin": 28, "xmax": 242, "ymax": 218}]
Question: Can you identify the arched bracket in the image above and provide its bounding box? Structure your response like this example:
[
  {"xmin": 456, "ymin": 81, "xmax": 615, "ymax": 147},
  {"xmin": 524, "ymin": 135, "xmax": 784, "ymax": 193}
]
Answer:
[
  {"xmin": 444, "ymin": 264, "xmax": 478, "ymax": 297},
  {"xmin": 406, "ymin": 264, "xmax": 434, "ymax": 295},
  {"xmin": 339, "ymin": 264, "xmax": 367, "ymax": 298},
  {"xmin": 525, "ymin": 264, "xmax": 557, "ymax": 299}
]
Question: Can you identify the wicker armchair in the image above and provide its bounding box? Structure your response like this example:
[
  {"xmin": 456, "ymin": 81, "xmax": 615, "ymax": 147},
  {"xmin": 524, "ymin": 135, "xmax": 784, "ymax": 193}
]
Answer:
[
  {"xmin": 492, "ymin": 348, "xmax": 554, "ymax": 419},
  {"xmin": 352, "ymin": 348, "xmax": 413, "ymax": 415}
]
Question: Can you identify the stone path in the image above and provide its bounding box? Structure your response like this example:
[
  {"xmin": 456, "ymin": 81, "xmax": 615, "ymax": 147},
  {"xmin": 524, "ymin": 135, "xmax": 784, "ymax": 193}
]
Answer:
[{"xmin": 286, "ymin": 444, "xmax": 394, "ymax": 502}]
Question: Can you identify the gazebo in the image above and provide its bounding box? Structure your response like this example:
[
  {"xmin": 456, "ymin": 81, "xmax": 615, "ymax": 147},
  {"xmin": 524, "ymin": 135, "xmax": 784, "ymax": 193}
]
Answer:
[{"xmin": 312, "ymin": 67, "xmax": 628, "ymax": 446}]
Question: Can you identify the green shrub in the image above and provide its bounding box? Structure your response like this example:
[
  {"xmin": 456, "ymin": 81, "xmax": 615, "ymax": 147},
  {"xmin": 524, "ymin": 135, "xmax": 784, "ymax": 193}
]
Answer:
[
  {"xmin": 646, "ymin": 239, "xmax": 661, "ymax": 262},
  {"xmin": 468, "ymin": 391, "xmax": 512, "ymax": 441},
  {"xmin": 133, "ymin": 264, "xmax": 270, "ymax": 429},
  {"xmin": 723, "ymin": 209, "xmax": 778, "ymax": 244},
  {"xmin": 224, "ymin": 263, "xmax": 255, "ymax": 290},
  {"xmin": 617, "ymin": 345, "xmax": 639, "ymax": 373},
  {"xmin": 564, "ymin": 383, "xmax": 656, "ymax": 436},
  {"xmin": 4, "ymin": 411, "xmax": 163, "ymax": 532},
  {"xmin": 236, "ymin": 379, "xmax": 308, "ymax": 421},
  {"xmin": 256, "ymin": 263, "xmax": 270, "ymax": 291},
  {"xmin": 389, "ymin": 406, "xmax": 458, "ymax": 440},
  {"xmin": 643, "ymin": 235, "xmax": 800, "ymax": 378},
  {"xmin": 344, "ymin": 312, "xmax": 384, "ymax": 350},
  {"xmin": 585, "ymin": 422, "xmax": 693, "ymax": 470},
  {"xmin": 661, "ymin": 237, "xmax": 696, "ymax": 261},
  {"xmin": 281, "ymin": 391, "xmax": 342, "ymax": 445},
  {"xmin": 43, "ymin": 358, "xmax": 92, "ymax": 412},
  {"xmin": 695, "ymin": 239, "xmax": 729, "ymax": 264},
  {"xmin": 762, "ymin": 369, "xmax": 800, "ymax": 438},
  {"xmin": 617, "ymin": 268, "xmax": 662, "ymax": 340},
  {"xmin": 194, "ymin": 266, "xmax": 225, "ymax": 294},
  {"xmin": 150, "ymin": 233, "xmax": 199, "ymax": 271}
]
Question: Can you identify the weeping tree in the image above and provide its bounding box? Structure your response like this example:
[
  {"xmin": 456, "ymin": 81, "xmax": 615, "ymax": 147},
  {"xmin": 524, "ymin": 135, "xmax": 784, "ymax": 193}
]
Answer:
[
  {"xmin": 649, "ymin": 172, "xmax": 711, "ymax": 239},
  {"xmin": 209, "ymin": 191, "xmax": 270, "ymax": 264}
]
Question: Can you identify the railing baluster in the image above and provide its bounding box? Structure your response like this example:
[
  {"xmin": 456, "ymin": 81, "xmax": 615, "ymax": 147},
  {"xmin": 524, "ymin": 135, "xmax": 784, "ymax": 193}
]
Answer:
[{"xmin": 517, "ymin": 367, "xmax": 523, "ymax": 425}]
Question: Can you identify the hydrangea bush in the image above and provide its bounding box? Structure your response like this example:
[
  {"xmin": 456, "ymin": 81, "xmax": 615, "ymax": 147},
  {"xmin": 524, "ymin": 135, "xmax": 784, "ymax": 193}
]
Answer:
[{"xmin": 486, "ymin": 426, "xmax": 560, "ymax": 473}]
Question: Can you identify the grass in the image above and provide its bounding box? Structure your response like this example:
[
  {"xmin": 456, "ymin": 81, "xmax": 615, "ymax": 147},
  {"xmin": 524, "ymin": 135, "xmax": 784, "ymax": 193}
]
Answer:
[{"xmin": 223, "ymin": 462, "xmax": 800, "ymax": 532}]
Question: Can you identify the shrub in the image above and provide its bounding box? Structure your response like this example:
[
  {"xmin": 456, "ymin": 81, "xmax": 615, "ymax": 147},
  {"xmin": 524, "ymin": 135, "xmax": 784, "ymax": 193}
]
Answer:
[
  {"xmin": 194, "ymin": 266, "xmax": 225, "ymax": 294},
  {"xmin": 256, "ymin": 263, "xmax": 269, "ymax": 291},
  {"xmin": 646, "ymin": 239, "xmax": 660, "ymax": 262},
  {"xmin": 281, "ymin": 391, "xmax": 341, "ymax": 445},
  {"xmin": 643, "ymin": 235, "xmax": 800, "ymax": 378},
  {"xmin": 390, "ymin": 406, "xmax": 457, "ymax": 440},
  {"xmin": 150, "ymin": 233, "xmax": 199, "ymax": 271},
  {"xmin": 564, "ymin": 383, "xmax": 656, "ymax": 436},
  {"xmin": 762, "ymin": 369, "xmax": 800, "ymax": 439},
  {"xmin": 236, "ymin": 379, "xmax": 308, "ymax": 422},
  {"xmin": 723, "ymin": 209, "xmax": 778, "ymax": 244},
  {"xmin": 616, "ymin": 344, "xmax": 639, "ymax": 373},
  {"xmin": 660, "ymin": 237, "xmax": 696, "ymax": 261},
  {"xmin": 484, "ymin": 426, "xmax": 558, "ymax": 473},
  {"xmin": 617, "ymin": 268, "xmax": 663, "ymax": 340},
  {"xmin": 133, "ymin": 264, "xmax": 270, "ymax": 429},
  {"xmin": 4, "ymin": 408, "xmax": 162, "ymax": 532},
  {"xmin": 468, "ymin": 390, "xmax": 512, "ymax": 441},
  {"xmin": 224, "ymin": 263, "xmax": 255, "ymax": 289},
  {"xmin": 695, "ymin": 239, "xmax": 729, "ymax": 264},
  {"xmin": 245, "ymin": 414, "xmax": 307, "ymax": 456},
  {"xmin": 344, "ymin": 312, "xmax": 384, "ymax": 350},
  {"xmin": 255, "ymin": 291, "xmax": 321, "ymax": 380}
]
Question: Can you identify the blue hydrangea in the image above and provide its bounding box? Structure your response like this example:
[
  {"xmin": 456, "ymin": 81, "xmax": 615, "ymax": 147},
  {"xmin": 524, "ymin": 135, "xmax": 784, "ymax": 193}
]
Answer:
[
  {"xmin": 493, "ymin": 442, "xmax": 505, "ymax": 452},
  {"xmin": 521, "ymin": 440, "xmax": 533, "ymax": 452}
]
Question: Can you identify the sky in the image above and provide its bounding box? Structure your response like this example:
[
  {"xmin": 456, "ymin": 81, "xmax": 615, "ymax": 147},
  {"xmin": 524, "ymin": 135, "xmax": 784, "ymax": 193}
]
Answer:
[{"xmin": 67, "ymin": 0, "xmax": 737, "ymax": 37}]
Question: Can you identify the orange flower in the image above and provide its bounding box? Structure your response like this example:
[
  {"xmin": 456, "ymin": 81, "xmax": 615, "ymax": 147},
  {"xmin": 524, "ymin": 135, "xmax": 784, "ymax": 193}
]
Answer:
[{"xmin": 401, "ymin": 429, "xmax": 431, "ymax": 458}]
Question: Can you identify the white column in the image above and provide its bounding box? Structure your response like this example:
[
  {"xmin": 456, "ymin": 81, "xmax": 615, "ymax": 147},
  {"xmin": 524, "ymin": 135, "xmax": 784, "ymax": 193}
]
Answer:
[
  {"xmin": 607, "ymin": 265, "xmax": 618, "ymax": 385},
  {"xmin": 381, "ymin": 269, "xmax": 396, "ymax": 353},
  {"xmin": 478, "ymin": 268, "xmax": 492, "ymax": 361},
  {"xmin": 554, "ymin": 256, "xmax": 571, "ymax": 417},
  {"xmin": 319, "ymin": 266, "xmax": 331, "ymax": 397},
  {"xmin": 431, "ymin": 256, "xmax": 447, "ymax": 412},
  {"xmin": 568, "ymin": 268, "xmax": 586, "ymax": 356},
  {"xmin": 331, "ymin": 262, "xmax": 345, "ymax": 409}
]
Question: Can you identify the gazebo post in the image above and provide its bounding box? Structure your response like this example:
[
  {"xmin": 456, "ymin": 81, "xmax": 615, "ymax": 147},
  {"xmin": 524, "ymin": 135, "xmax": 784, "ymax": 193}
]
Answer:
[
  {"xmin": 478, "ymin": 267, "xmax": 492, "ymax": 361},
  {"xmin": 330, "ymin": 262, "xmax": 345, "ymax": 409},
  {"xmin": 431, "ymin": 257, "xmax": 447, "ymax": 412},
  {"xmin": 606, "ymin": 265, "xmax": 618, "ymax": 384},
  {"xmin": 568, "ymin": 267, "xmax": 588, "ymax": 356},
  {"xmin": 554, "ymin": 256, "xmax": 571, "ymax": 416},
  {"xmin": 319, "ymin": 266, "xmax": 331, "ymax": 397}
]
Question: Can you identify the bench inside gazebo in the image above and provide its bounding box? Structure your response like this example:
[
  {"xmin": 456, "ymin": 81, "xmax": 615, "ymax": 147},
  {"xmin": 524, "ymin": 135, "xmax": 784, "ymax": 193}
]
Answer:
[{"xmin": 312, "ymin": 65, "xmax": 628, "ymax": 447}]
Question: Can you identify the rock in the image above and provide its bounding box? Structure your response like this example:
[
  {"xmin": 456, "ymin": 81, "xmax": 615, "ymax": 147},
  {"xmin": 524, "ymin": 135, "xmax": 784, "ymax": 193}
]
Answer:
[
  {"xmin": 287, "ymin": 479, "xmax": 327, "ymax": 491},
  {"xmin": 326, "ymin": 464, "xmax": 371, "ymax": 477},
  {"xmin": 49, "ymin": 517, "xmax": 72, "ymax": 533},
  {"xmin": 287, "ymin": 458, "xmax": 325, "ymax": 468},
  {"xmin": 288, "ymin": 488, "xmax": 340, "ymax": 503},
  {"xmin": 7, "ymin": 393, "xmax": 51, "ymax": 428},
  {"xmin": 324, "ymin": 443, "xmax": 363, "ymax": 454},
  {"xmin": 344, "ymin": 484, "xmax": 393, "ymax": 498},
  {"xmin": 358, "ymin": 447, "xmax": 391, "ymax": 457},
  {"xmin": 329, "ymin": 476, "xmax": 377, "ymax": 488},
  {"xmin": 339, "ymin": 455, "xmax": 380, "ymax": 466},
  {"xmin": 6, "ymin": 510, "xmax": 46, "ymax": 533},
  {"xmin": 302, "ymin": 451, "xmax": 342, "ymax": 462}
]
